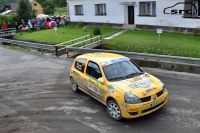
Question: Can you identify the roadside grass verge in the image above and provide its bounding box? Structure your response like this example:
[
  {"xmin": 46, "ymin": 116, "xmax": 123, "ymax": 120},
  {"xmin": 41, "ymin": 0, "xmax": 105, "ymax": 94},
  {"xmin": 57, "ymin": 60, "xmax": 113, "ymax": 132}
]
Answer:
[
  {"xmin": 14, "ymin": 27, "xmax": 119, "ymax": 45},
  {"xmin": 103, "ymin": 30, "xmax": 200, "ymax": 58}
]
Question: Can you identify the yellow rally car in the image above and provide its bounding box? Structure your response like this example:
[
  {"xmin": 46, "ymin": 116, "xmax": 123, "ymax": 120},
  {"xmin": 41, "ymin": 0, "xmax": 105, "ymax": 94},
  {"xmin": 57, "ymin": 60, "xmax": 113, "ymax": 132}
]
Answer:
[{"xmin": 70, "ymin": 53, "xmax": 168, "ymax": 120}]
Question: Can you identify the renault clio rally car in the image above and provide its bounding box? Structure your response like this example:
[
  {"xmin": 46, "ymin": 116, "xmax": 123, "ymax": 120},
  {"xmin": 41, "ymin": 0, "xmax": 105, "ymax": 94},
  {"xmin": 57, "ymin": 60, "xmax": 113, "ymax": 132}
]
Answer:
[{"xmin": 70, "ymin": 53, "xmax": 168, "ymax": 120}]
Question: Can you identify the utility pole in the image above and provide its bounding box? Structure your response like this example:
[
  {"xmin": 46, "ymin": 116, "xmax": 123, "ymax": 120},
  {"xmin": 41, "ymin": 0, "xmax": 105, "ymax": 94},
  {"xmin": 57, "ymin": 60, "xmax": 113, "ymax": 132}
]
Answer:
[{"xmin": 25, "ymin": 0, "xmax": 30, "ymax": 11}]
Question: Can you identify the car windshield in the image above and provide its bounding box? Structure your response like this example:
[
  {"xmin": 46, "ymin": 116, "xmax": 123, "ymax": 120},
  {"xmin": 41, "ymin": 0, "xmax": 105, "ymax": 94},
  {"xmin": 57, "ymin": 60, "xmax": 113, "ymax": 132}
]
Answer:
[{"xmin": 102, "ymin": 59, "xmax": 144, "ymax": 81}]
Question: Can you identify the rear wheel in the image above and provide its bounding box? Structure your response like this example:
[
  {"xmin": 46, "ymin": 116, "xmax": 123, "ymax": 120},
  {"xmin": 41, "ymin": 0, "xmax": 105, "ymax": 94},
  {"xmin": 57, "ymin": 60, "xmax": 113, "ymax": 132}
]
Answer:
[
  {"xmin": 107, "ymin": 100, "xmax": 122, "ymax": 120},
  {"xmin": 70, "ymin": 77, "xmax": 78, "ymax": 92}
]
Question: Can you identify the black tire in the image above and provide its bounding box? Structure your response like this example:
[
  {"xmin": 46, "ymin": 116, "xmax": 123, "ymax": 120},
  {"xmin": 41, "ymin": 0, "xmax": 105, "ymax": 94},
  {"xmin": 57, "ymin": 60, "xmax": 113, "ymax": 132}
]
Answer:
[
  {"xmin": 107, "ymin": 100, "xmax": 122, "ymax": 120},
  {"xmin": 70, "ymin": 77, "xmax": 78, "ymax": 92}
]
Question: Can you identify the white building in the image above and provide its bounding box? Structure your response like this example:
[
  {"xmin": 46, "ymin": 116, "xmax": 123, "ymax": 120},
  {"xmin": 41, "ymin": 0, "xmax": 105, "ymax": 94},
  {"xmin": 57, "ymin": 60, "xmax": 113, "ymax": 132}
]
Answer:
[{"xmin": 67, "ymin": 0, "xmax": 200, "ymax": 29}]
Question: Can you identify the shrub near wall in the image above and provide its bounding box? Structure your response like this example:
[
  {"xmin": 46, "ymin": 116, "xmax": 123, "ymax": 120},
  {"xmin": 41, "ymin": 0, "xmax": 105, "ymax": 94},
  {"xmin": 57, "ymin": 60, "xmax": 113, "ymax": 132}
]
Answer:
[{"xmin": 0, "ymin": 13, "xmax": 17, "ymax": 27}]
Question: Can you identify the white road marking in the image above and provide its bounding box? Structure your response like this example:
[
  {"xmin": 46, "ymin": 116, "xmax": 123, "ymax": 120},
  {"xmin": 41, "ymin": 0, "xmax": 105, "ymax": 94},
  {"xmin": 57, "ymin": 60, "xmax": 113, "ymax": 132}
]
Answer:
[
  {"xmin": 76, "ymin": 118, "xmax": 114, "ymax": 133},
  {"xmin": 44, "ymin": 106, "xmax": 98, "ymax": 113}
]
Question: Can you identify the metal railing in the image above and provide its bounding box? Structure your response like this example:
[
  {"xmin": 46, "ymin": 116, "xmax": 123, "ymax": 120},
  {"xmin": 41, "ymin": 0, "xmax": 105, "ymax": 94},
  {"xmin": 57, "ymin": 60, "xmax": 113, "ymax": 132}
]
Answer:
[
  {"xmin": 0, "ymin": 28, "xmax": 16, "ymax": 38},
  {"xmin": 0, "ymin": 38, "xmax": 55, "ymax": 54},
  {"xmin": 56, "ymin": 35, "xmax": 102, "ymax": 57},
  {"xmin": 56, "ymin": 34, "xmax": 92, "ymax": 46},
  {"xmin": 61, "ymin": 47, "xmax": 200, "ymax": 67}
]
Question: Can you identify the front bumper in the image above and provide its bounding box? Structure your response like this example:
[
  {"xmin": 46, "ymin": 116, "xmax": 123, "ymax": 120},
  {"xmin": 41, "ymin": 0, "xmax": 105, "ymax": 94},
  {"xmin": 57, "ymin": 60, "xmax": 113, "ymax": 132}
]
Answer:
[{"xmin": 120, "ymin": 91, "xmax": 168, "ymax": 118}]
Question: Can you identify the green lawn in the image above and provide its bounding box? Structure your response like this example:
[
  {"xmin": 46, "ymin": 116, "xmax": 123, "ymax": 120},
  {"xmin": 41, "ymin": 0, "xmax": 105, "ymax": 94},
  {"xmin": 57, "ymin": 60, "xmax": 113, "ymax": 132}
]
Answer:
[
  {"xmin": 54, "ymin": 7, "xmax": 68, "ymax": 16},
  {"xmin": 103, "ymin": 30, "xmax": 200, "ymax": 58},
  {"xmin": 14, "ymin": 27, "xmax": 120, "ymax": 45}
]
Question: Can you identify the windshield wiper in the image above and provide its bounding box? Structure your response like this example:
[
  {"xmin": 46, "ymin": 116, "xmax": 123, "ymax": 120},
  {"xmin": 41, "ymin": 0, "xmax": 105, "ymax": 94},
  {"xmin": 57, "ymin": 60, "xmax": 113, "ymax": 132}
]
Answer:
[
  {"xmin": 108, "ymin": 76, "xmax": 126, "ymax": 81},
  {"xmin": 124, "ymin": 72, "xmax": 144, "ymax": 79}
]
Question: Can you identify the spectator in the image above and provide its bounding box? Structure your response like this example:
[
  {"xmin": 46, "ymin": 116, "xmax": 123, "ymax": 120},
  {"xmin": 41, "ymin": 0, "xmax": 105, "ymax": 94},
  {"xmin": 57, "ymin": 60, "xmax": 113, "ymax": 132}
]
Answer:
[
  {"xmin": 28, "ymin": 20, "xmax": 32, "ymax": 27},
  {"xmin": 66, "ymin": 14, "xmax": 69, "ymax": 26},
  {"xmin": 21, "ymin": 19, "xmax": 25, "ymax": 27},
  {"xmin": 46, "ymin": 17, "xmax": 51, "ymax": 22},
  {"xmin": 2, "ymin": 23, "xmax": 8, "ymax": 29},
  {"xmin": 56, "ymin": 18, "xmax": 60, "ymax": 27},
  {"xmin": 14, "ymin": 22, "xmax": 19, "ymax": 33},
  {"xmin": 7, "ymin": 22, "xmax": 12, "ymax": 29},
  {"xmin": 19, "ymin": 25, "xmax": 25, "ymax": 32},
  {"xmin": 24, "ymin": 25, "xmax": 29, "ymax": 31}
]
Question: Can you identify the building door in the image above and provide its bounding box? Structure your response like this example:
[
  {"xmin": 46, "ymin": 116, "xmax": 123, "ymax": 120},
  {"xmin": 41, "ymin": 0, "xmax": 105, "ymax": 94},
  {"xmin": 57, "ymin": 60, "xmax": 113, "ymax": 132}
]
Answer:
[{"xmin": 128, "ymin": 6, "xmax": 134, "ymax": 24}]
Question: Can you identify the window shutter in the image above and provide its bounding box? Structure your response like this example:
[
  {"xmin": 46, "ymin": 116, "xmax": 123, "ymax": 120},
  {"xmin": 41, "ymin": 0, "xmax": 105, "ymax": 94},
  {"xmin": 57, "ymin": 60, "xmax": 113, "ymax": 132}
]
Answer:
[{"xmin": 139, "ymin": 2, "xmax": 145, "ymax": 15}]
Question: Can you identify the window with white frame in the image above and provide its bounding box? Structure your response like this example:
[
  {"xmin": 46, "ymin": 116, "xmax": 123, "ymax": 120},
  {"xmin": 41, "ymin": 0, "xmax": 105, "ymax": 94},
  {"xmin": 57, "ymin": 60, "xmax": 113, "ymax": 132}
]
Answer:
[
  {"xmin": 184, "ymin": 1, "xmax": 200, "ymax": 17},
  {"xmin": 75, "ymin": 5, "xmax": 83, "ymax": 15},
  {"xmin": 139, "ymin": 2, "xmax": 156, "ymax": 16},
  {"xmin": 95, "ymin": 4, "xmax": 106, "ymax": 15}
]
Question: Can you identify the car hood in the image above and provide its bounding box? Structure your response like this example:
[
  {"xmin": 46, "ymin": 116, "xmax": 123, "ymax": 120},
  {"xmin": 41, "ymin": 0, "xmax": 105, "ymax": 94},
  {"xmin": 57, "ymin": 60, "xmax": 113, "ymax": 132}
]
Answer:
[{"xmin": 111, "ymin": 73, "xmax": 162, "ymax": 98}]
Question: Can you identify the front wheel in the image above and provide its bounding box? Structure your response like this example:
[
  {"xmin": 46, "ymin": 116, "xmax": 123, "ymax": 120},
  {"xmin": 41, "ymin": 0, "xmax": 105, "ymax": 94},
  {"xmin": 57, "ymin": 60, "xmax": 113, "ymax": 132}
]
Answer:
[
  {"xmin": 107, "ymin": 100, "xmax": 122, "ymax": 120},
  {"xmin": 70, "ymin": 77, "xmax": 78, "ymax": 92}
]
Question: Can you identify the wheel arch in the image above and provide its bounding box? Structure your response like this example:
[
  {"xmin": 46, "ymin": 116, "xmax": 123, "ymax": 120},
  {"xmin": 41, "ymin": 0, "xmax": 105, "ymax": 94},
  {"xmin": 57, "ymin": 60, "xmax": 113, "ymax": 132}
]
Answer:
[{"xmin": 106, "ymin": 96, "xmax": 116, "ymax": 104}]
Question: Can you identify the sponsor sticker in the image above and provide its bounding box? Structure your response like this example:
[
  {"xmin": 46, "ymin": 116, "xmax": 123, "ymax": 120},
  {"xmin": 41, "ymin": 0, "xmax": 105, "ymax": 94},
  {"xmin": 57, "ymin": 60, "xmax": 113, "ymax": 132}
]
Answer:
[
  {"xmin": 101, "ymin": 58, "xmax": 129, "ymax": 67},
  {"xmin": 106, "ymin": 84, "xmax": 115, "ymax": 93},
  {"xmin": 129, "ymin": 79, "xmax": 152, "ymax": 88},
  {"xmin": 141, "ymin": 87, "xmax": 157, "ymax": 96},
  {"xmin": 141, "ymin": 73, "xmax": 149, "ymax": 79},
  {"xmin": 88, "ymin": 82, "xmax": 100, "ymax": 95}
]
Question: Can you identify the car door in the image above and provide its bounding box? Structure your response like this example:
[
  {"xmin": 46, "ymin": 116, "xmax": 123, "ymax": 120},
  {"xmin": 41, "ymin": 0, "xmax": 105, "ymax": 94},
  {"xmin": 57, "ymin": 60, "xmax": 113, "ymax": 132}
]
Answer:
[
  {"xmin": 83, "ymin": 60, "xmax": 105, "ymax": 102},
  {"xmin": 72, "ymin": 58, "xmax": 87, "ymax": 90}
]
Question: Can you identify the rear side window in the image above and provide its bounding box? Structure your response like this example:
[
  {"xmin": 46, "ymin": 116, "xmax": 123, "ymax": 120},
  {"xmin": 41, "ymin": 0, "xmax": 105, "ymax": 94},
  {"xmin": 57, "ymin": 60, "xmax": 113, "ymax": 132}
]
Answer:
[{"xmin": 74, "ymin": 58, "xmax": 87, "ymax": 73}]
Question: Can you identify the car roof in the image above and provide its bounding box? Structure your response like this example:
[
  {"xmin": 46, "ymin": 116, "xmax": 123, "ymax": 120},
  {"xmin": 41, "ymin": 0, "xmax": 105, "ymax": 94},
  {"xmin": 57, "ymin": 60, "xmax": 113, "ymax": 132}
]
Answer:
[{"xmin": 76, "ymin": 53, "xmax": 127, "ymax": 63}]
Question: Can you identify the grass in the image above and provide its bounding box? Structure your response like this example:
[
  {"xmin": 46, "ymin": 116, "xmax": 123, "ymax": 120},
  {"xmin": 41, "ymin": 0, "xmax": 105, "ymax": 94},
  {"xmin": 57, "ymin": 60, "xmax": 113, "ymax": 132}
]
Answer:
[
  {"xmin": 102, "ymin": 30, "xmax": 200, "ymax": 58},
  {"xmin": 14, "ymin": 26, "xmax": 120, "ymax": 45},
  {"xmin": 54, "ymin": 7, "xmax": 68, "ymax": 16}
]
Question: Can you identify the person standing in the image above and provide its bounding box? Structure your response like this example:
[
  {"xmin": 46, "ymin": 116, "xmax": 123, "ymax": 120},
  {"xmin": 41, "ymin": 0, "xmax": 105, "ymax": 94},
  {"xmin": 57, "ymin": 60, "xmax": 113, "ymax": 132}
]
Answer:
[
  {"xmin": 14, "ymin": 22, "xmax": 19, "ymax": 33},
  {"xmin": 2, "ymin": 23, "xmax": 8, "ymax": 29}
]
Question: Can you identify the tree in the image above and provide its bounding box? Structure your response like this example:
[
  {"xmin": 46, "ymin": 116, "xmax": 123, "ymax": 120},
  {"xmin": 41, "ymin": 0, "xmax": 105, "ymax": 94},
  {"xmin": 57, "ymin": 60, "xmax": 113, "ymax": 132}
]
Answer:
[
  {"xmin": 59, "ymin": 0, "xmax": 67, "ymax": 7},
  {"xmin": 42, "ymin": 1, "xmax": 55, "ymax": 15},
  {"xmin": 31, "ymin": 8, "xmax": 37, "ymax": 19},
  {"xmin": 16, "ymin": 0, "xmax": 31, "ymax": 23},
  {"xmin": 51, "ymin": 0, "xmax": 66, "ymax": 7},
  {"xmin": 43, "ymin": 6, "xmax": 53, "ymax": 15},
  {"xmin": 35, "ymin": 0, "xmax": 45, "ymax": 5}
]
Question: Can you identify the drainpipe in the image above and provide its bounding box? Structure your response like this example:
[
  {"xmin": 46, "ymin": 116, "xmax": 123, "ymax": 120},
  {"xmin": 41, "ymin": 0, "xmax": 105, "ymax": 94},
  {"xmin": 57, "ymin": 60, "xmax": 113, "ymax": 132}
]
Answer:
[{"xmin": 66, "ymin": 0, "xmax": 70, "ymax": 22}]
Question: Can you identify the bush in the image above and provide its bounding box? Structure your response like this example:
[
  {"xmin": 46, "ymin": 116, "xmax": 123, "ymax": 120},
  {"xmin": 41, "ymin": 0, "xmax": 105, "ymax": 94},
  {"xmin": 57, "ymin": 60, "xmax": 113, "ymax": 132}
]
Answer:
[
  {"xmin": 177, "ymin": 28, "xmax": 181, "ymax": 34},
  {"xmin": 183, "ymin": 29, "xmax": 188, "ymax": 34},
  {"xmin": 68, "ymin": 22, "xmax": 75, "ymax": 28},
  {"xmin": 169, "ymin": 27, "xmax": 174, "ymax": 33},
  {"xmin": 93, "ymin": 27, "xmax": 101, "ymax": 35},
  {"xmin": 192, "ymin": 28, "xmax": 199, "ymax": 36},
  {"xmin": 103, "ymin": 21, "xmax": 110, "ymax": 28},
  {"xmin": 78, "ymin": 21, "xmax": 83, "ymax": 27},
  {"xmin": 90, "ymin": 23, "xmax": 96, "ymax": 28},
  {"xmin": 82, "ymin": 26, "xmax": 87, "ymax": 32}
]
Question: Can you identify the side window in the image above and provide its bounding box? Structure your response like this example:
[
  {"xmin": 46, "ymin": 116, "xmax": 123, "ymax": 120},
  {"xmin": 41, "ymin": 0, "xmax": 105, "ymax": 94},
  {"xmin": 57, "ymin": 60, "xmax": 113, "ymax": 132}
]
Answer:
[
  {"xmin": 74, "ymin": 58, "xmax": 87, "ymax": 73},
  {"xmin": 86, "ymin": 61, "xmax": 102, "ymax": 79}
]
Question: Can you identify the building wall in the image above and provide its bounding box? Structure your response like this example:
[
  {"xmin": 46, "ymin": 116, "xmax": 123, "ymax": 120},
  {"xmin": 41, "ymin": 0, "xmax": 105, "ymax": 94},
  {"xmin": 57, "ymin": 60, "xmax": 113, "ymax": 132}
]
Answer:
[
  {"xmin": 31, "ymin": 0, "xmax": 43, "ymax": 14},
  {"xmin": 68, "ymin": 0, "xmax": 200, "ymax": 28}
]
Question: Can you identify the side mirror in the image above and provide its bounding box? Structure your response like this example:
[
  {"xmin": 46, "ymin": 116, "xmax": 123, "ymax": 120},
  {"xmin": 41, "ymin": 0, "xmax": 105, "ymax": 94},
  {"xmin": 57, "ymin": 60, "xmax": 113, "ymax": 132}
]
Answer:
[{"xmin": 98, "ymin": 77, "xmax": 104, "ymax": 83}]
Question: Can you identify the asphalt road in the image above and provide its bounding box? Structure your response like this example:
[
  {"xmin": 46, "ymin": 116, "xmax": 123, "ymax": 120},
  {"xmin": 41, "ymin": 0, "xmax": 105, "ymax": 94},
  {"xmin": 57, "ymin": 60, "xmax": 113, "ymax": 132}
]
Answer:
[{"xmin": 0, "ymin": 47, "xmax": 200, "ymax": 133}]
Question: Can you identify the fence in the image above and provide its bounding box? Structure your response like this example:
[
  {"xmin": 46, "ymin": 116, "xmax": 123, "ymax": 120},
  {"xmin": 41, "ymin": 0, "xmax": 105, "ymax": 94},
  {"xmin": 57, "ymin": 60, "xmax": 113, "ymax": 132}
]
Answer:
[
  {"xmin": 1, "ymin": 38, "xmax": 199, "ymax": 67},
  {"xmin": 0, "ymin": 28, "xmax": 16, "ymax": 38},
  {"xmin": 0, "ymin": 38, "xmax": 55, "ymax": 54},
  {"xmin": 56, "ymin": 34, "xmax": 92, "ymax": 46},
  {"xmin": 61, "ymin": 47, "xmax": 200, "ymax": 67},
  {"xmin": 56, "ymin": 35, "xmax": 102, "ymax": 57}
]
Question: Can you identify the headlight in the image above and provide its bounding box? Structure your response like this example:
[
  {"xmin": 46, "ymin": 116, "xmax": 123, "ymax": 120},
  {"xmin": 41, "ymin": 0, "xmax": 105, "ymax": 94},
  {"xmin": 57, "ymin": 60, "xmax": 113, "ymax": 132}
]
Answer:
[
  {"xmin": 124, "ymin": 93, "xmax": 141, "ymax": 104},
  {"xmin": 161, "ymin": 81, "xmax": 167, "ymax": 93}
]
